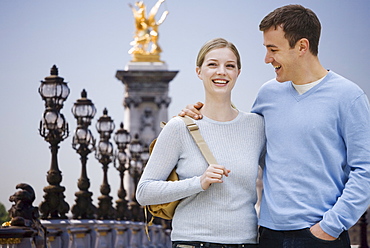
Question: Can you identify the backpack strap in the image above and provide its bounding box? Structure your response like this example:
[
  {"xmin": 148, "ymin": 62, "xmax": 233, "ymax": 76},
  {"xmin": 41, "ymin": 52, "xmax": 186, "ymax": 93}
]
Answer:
[{"xmin": 180, "ymin": 116, "xmax": 217, "ymax": 165}]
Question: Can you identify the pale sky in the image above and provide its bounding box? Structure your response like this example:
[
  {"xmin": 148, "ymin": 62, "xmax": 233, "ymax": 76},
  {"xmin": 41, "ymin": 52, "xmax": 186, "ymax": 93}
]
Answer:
[{"xmin": 1, "ymin": 0, "xmax": 369, "ymax": 211}]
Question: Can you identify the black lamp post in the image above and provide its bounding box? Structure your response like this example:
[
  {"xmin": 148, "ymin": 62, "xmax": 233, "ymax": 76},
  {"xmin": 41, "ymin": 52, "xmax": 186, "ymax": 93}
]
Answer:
[
  {"xmin": 113, "ymin": 122, "xmax": 131, "ymax": 220},
  {"xmin": 95, "ymin": 108, "xmax": 116, "ymax": 220},
  {"xmin": 71, "ymin": 89, "xmax": 97, "ymax": 219},
  {"xmin": 128, "ymin": 134, "xmax": 143, "ymax": 222},
  {"xmin": 38, "ymin": 65, "xmax": 70, "ymax": 219}
]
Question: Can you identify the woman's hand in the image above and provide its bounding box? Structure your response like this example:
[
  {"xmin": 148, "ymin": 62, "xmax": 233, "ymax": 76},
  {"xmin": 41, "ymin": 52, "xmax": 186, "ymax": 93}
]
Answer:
[
  {"xmin": 200, "ymin": 164, "xmax": 230, "ymax": 190},
  {"xmin": 179, "ymin": 102, "xmax": 204, "ymax": 119}
]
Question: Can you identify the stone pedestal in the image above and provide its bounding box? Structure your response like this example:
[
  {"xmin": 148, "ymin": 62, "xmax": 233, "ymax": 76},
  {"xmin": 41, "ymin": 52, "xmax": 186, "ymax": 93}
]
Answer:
[{"xmin": 116, "ymin": 62, "xmax": 178, "ymax": 147}]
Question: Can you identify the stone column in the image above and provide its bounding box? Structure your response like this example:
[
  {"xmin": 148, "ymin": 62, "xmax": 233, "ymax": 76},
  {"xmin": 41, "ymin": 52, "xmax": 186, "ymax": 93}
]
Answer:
[{"xmin": 116, "ymin": 63, "xmax": 178, "ymax": 147}]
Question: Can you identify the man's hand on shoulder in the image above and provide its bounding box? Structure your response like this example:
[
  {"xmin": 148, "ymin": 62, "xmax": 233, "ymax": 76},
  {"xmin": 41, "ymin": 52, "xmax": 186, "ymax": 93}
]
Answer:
[{"xmin": 179, "ymin": 102, "xmax": 204, "ymax": 119}]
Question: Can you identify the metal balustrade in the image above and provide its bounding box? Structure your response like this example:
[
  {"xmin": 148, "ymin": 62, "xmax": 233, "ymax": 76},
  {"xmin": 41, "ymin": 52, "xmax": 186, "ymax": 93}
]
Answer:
[{"xmin": 1, "ymin": 220, "xmax": 170, "ymax": 248}]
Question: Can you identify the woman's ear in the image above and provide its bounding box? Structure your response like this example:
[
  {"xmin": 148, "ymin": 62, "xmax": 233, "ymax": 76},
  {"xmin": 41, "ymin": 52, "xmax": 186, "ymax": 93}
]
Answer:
[{"xmin": 196, "ymin": 67, "xmax": 202, "ymax": 80}]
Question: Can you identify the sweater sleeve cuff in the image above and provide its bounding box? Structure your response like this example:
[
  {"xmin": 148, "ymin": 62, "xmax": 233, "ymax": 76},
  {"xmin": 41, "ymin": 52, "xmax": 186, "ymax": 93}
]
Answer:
[
  {"xmin": 196, "ymin": 176, "xmax": 205, "ymax": 191},
  {"xmin": 319, "ymin": 221, "xmax": 341, "ymax": 238}
]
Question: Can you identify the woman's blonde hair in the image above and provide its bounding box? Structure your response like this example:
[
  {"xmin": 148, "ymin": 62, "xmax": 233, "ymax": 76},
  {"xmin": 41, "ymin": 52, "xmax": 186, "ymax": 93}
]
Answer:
[{"xmin": 196, "ymin": 38, "xmax": 241, "ymax": 69}]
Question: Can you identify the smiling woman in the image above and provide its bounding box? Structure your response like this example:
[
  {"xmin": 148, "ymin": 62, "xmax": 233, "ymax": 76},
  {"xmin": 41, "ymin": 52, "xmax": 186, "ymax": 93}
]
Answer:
[
  {"xmin": 194, "ymin": 38, "xmax": 241, "ymax": 122},
  {"xmin": 136, "ymin": 37, "xmax": 266, "ymax": 247}
]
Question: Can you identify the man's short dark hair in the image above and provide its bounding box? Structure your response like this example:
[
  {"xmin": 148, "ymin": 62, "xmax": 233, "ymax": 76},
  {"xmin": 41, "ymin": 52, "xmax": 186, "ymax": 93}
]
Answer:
[{"xmin": 259, "ymin": 4, "xmax": 321, "ymax": 56}]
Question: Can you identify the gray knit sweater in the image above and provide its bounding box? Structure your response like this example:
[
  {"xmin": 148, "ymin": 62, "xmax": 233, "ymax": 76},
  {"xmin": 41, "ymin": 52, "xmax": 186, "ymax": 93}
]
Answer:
[{"xmin": 136, "ymin": 111, "xmax": 265, "ymax": 244}]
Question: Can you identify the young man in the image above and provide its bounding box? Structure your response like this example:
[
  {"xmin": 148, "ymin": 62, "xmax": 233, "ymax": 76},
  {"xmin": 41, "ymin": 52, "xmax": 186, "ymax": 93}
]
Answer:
[
  {"xmin": 181, "ymin": 5, "xmax": 370, "ymax": 248},
  {"xmin": 252, "ymin": 5, "xmax": 370, "ymax": 248}
]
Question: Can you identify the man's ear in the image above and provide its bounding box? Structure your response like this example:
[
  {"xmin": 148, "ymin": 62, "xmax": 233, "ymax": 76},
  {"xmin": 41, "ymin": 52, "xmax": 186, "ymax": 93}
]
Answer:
[{"xmin": 298, "ymin": 38, "xmax": 309, "ymax": 55}]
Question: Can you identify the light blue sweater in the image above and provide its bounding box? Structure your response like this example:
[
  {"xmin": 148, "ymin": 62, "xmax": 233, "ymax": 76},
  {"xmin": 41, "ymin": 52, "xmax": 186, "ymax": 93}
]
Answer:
[
  {"xmin": 252, "ymin": 71, "xmax": 370, "ymax": 238},
  {"xmin": 136, "ymin": 112, "xmax": 265, "ymax": 244}
]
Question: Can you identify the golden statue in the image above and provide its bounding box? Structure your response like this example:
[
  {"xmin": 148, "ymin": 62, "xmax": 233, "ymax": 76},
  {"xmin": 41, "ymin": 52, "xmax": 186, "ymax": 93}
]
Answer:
[{"xmin": 129, "ymin": 0, "xmax": 169, "ymax": 62}]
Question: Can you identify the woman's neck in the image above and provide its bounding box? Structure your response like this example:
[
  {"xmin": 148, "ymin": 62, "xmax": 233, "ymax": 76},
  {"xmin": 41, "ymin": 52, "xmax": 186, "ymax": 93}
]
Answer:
[{"xmin": 200, "ymin": 99, "xmax": 238, "ymax": 122}]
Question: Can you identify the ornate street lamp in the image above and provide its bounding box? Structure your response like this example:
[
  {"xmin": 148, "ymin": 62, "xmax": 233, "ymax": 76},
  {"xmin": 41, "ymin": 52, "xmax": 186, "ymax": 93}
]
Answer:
[
  {"xmin": 140, "ymin": 144, "xmax": 150, "ymax": 168},
  {"xmin": 38, "ymin": 65, "xmax": 70, "ymax": 219},
  {"xmin": 95, "ymin": 108, "xmax": 116, "ymax": 220},
  {"xmin": 71, "ymin": 89, "xmax": 97, "ymax": 219},
  {"xmin": 113, "ymin": 122, "xmax": 131, "ymax": 220},
  {"xmin": 128, "ymin": 134, "xmax": 143, "ymax": 222}
]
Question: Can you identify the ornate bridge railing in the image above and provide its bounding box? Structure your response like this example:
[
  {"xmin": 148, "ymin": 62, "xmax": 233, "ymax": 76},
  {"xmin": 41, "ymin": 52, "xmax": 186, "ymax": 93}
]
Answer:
[{"xmin": 1, "ymin": 219, "xmax": 171, "ymax": 248}]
